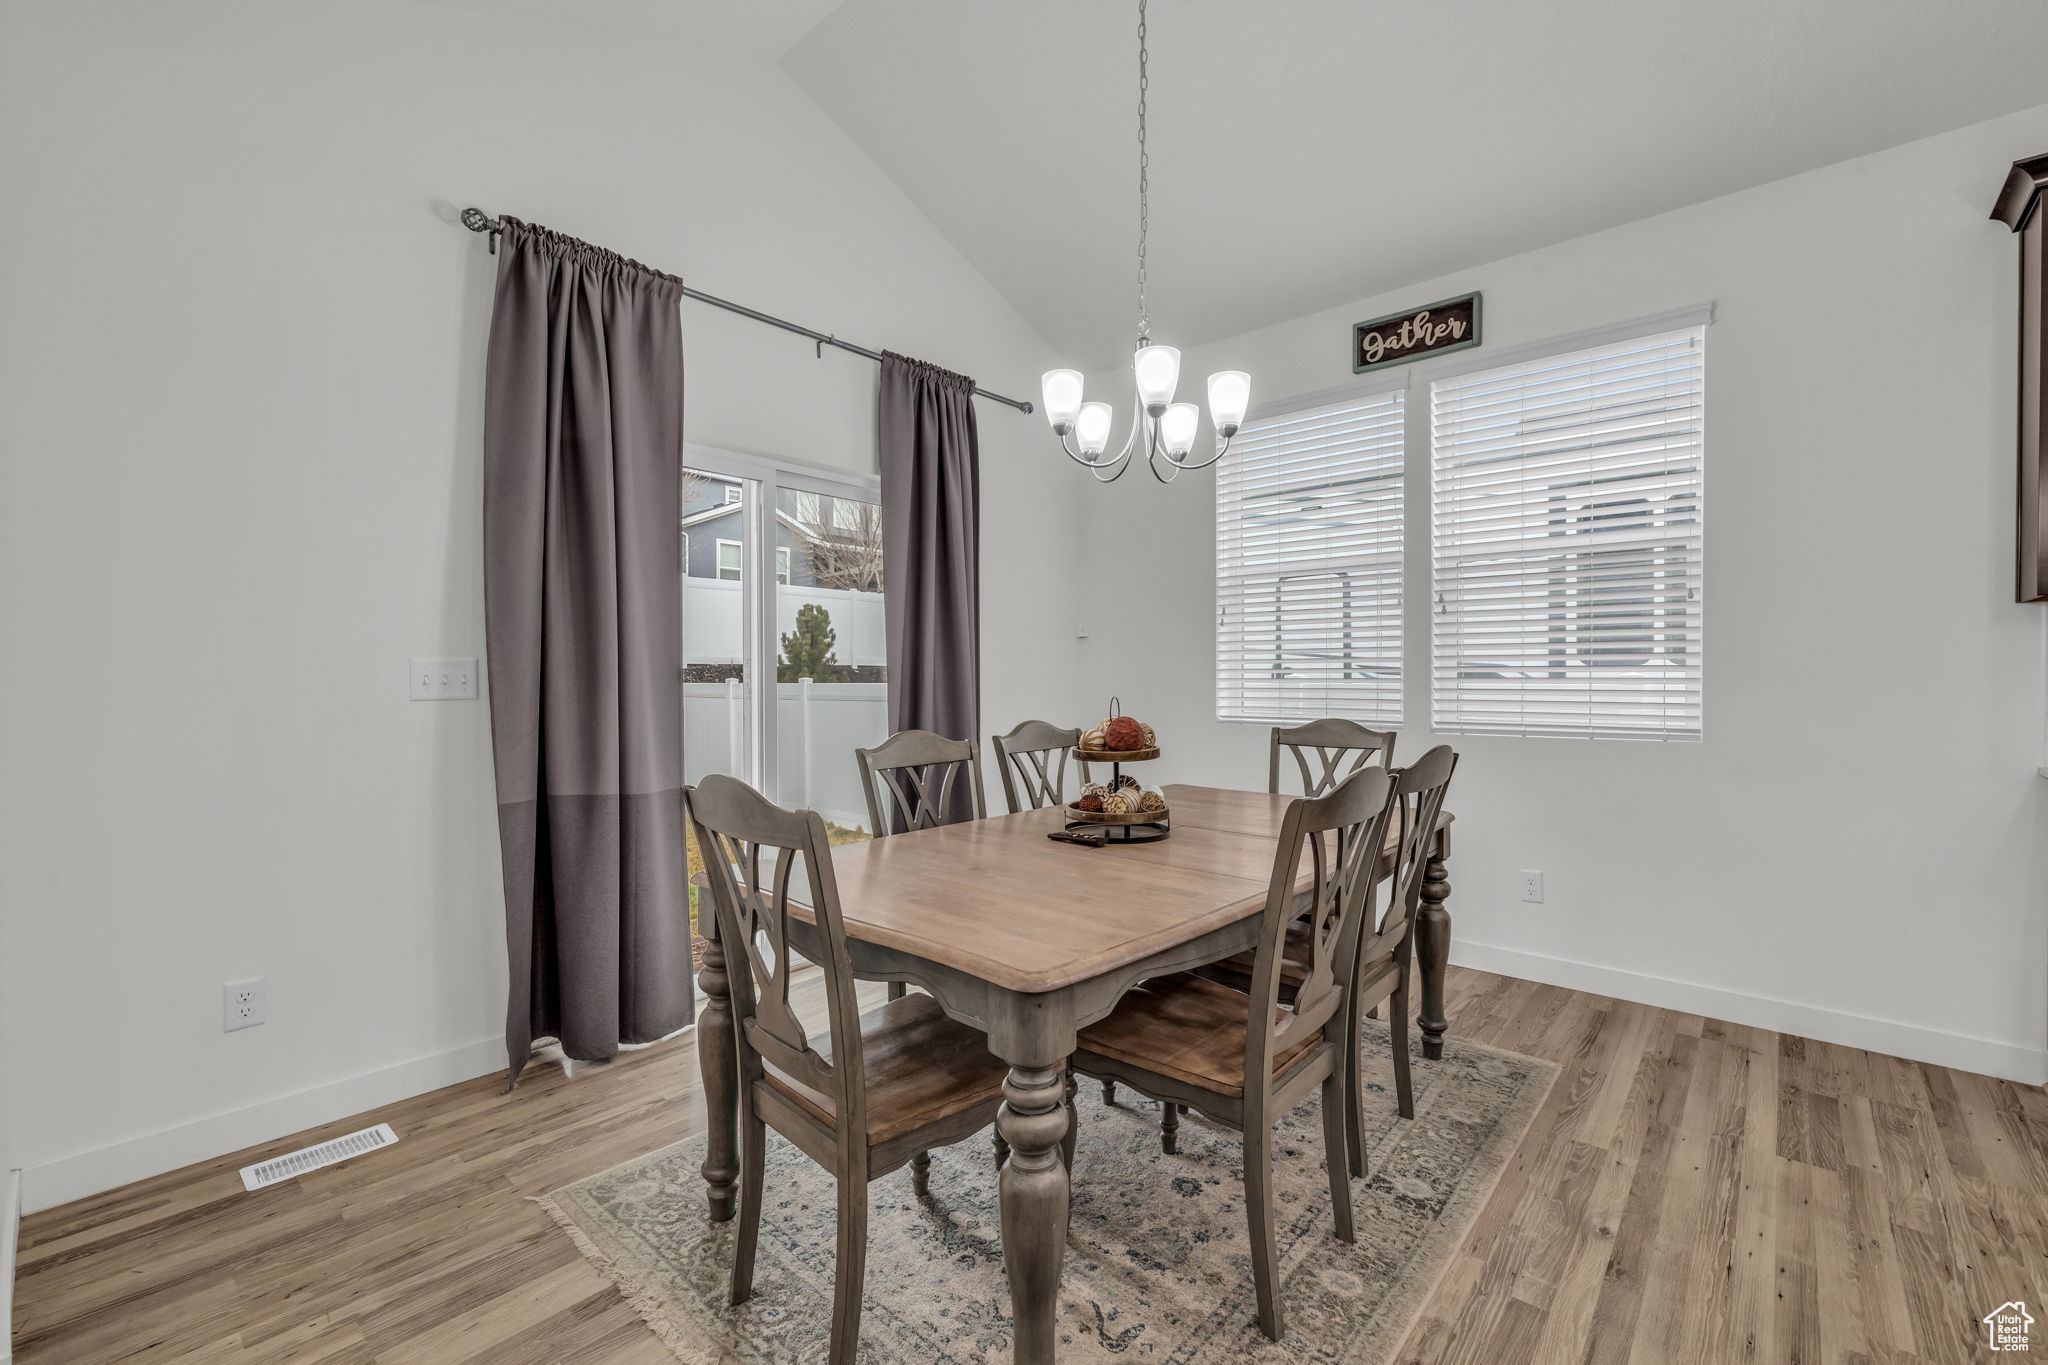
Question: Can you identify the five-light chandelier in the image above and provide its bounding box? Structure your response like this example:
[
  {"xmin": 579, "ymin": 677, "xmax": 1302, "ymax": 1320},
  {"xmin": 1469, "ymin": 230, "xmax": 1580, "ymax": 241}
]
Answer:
[{"xmin": 1040, "ymin": 0, "xmax": 1250, "ymax": 483}]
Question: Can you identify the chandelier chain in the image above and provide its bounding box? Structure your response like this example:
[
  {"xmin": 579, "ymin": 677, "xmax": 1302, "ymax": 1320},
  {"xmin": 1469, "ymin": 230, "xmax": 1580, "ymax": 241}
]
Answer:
[{"xmin": 1136, "ymin": 0, "xmax": 1149, "ymax": 342}]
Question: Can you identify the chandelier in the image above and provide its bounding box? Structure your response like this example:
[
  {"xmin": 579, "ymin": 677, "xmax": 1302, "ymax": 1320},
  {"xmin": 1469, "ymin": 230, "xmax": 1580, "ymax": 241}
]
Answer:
[{"xmin": 1040, "ymin": 0, "xmax": 1250, "ymax": 483}]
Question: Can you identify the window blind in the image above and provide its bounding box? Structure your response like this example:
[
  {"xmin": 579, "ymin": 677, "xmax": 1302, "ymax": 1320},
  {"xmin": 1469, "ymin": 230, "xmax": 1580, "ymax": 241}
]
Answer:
[
  {"xmin": 1430, "ymin": 326, "xmax": 1704, "ymax": 740},
  {"xmin": 1217, "ymin": 389, "xmax": 1405, "ymax": 725}
]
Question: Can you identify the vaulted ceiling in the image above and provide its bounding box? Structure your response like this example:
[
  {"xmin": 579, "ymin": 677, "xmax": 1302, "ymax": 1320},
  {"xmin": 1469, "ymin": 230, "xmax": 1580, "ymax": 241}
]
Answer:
[
  {"xmin": 783, "ymin": 0, "xmax": 2048, "ymax": 369},
  {"xmin": 433, "ymin": 1, "xmax": 2048, "ymax": 374}
]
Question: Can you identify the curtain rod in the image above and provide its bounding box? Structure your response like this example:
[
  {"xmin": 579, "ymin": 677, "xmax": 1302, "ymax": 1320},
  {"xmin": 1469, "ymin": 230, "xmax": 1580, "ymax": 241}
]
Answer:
[{"xmin": 459, "ymin": 208, "xmax": 1033, "ymax": 414}]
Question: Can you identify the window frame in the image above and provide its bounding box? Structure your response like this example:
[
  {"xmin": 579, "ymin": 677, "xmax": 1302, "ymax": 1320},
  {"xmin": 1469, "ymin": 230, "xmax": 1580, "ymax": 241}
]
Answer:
[
  {"xmin": 1428, "ymin": 315, "xmax": 1707, "ymax": 741},
  {"xmin": 1215, "ymin": 376, "xmax": 1409, "ymax": 727},
  {"xmin": 715, "ymin": 538, "xmax": 743, "ymax": 581},
  {"xmin": 1215, "ymin": 303, "xmax": 1712, "ymax": 742}
]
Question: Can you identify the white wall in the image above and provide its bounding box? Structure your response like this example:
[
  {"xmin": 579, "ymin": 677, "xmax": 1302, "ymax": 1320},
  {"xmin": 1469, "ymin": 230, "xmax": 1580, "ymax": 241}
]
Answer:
[
  {"xmin": 1083, "ymin": 105, "xmax": 2048, "ymax": 1083},
  {"xmin": 0, "ymin": 0, "xmax": 1091, "ymax": 1212}
]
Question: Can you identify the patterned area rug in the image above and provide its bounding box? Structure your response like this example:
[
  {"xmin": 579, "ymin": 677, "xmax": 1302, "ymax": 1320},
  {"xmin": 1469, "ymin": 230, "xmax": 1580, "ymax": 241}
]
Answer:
[{"xmin": 542, "ymin": 1022, "xmax": 1556, "ymax": 1364}]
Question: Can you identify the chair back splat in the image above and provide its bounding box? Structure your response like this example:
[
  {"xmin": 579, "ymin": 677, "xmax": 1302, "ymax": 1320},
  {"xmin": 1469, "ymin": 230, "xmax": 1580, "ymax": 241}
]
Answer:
[
  {"xmin": 1248, "ymin": 765, "xmax": 1399, "ymax": 1077},
  {"xmin": 1268, "ymin": 718, "xmax": 1397, "ymax": 798},
  {"xmin": 854, "ymin": 729, "xmax": 986, "ymax": 834},
  {"xmin": 990, "ymin": 719, "xmax": 1085, "ymax": 813},
  {"xmin": 686, "ymin": 774, "xmax": 868, "ymax": 1142}
]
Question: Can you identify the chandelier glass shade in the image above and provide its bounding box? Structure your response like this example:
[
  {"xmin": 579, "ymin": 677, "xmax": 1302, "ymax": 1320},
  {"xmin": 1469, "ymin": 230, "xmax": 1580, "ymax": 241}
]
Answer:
[{"xmin": 1040, "ymin": 0, "xmax": 1249, "ymax": 483}]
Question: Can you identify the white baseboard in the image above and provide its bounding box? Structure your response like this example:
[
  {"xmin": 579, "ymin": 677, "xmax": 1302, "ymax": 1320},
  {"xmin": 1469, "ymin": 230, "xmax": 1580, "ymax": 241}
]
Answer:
[
  {"xmin": 3, "ymin": 1166, "xmax": 20, "ymax": 1365},
  {"xmin": 19, "ymin": 1036, "xmax": 505, "ymax": 1216},
  {"xmin": 1451, "ymin": 939, "xmax": 2048, "ymax": 1086}
]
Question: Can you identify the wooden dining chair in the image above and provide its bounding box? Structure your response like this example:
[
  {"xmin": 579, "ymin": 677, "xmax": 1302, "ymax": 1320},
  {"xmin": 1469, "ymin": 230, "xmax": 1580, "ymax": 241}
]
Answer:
[
  {"xmin": 1070, "ymin": 765, "xmax": 1399, "ymax": 1341},
  {"xmin": 1340, "ymin": 744, "xmax": 1457, "ymax": 1179},
  {"xmin": 854, "ymin": 728, "xmax": 986, "ymax": 834},
  {"xmin": 990, "ymin": 719, "xmax": 1087, "ymax": 813},
  {"xmin": 685, "ymin": 774, "xmax": 1009, "ymax": 1365},
  {"xmin": 854, "ymin": 729, "xmax": 987, "ymax": 1001},
  {"xmin": 1269, "ymin": 718, "xmax": 1397, "ymax": 797}
]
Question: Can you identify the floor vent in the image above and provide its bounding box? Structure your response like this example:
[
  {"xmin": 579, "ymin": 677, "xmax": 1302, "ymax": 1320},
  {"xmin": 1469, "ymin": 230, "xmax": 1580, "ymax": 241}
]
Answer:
[{"xmin": 240, "ymin": 1123, "xmax": 398, "ymax": 1192}]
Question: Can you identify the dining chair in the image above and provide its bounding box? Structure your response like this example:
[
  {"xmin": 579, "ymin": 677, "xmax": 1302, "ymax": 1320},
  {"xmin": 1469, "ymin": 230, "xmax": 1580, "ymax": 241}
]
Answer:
[
  {"xmin": 853, "ymin": 729, "xmax": 987, "ymax": 1000},
  {"xmin": 1269, "ymin": 718, "xmax": 1397, "ymax": 797},
  {"xmin": 854, "ymin": 728, "xmax": 987, "ymax": 834},
  {"xmin": 990, "ymin": 719, "xmax": 1087, "ymax": 813},
  {"xmin": 685, "ymin": 774, "xmax": 1009, "ymax": 1365},
  {"xmin": 1070, "ymin": 765, "xmax": 1399, "ymax": 1341}
]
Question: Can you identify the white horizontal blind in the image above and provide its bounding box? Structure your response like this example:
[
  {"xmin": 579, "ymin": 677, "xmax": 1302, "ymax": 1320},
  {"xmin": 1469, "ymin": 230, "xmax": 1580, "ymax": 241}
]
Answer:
[
  {"xmin": 1431, "ymin": 326, "xmax": 1704, "ymax": 740},
  {"xmin": 1217, "ymin": 389, "xmax": 1405, "ymax": 725}
]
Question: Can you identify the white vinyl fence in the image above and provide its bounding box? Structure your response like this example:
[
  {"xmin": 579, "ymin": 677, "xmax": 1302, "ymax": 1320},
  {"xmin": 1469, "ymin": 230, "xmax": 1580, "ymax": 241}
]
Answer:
[{"xmin": 682, "ymin": 681, "xmax": 888, "ymax": 832}]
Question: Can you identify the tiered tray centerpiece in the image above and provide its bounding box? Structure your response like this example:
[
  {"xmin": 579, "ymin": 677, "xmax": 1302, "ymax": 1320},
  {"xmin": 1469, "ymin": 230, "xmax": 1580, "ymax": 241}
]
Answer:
[{"xmin": 1066, "ymin": 704, "xmax": 1170, "ymax": 844}]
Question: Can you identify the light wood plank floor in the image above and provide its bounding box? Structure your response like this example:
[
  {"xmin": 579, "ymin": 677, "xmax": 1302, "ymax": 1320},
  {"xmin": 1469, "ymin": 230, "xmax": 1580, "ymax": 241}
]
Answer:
[{"xmin": 13, "ymin": 966, "xmax": 2048, "ymax": 1363}]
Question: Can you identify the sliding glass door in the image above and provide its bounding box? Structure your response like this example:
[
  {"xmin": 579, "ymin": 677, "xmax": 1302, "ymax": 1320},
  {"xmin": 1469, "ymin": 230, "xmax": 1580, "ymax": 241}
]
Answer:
[{"xmin": 680, "ymin": 447, "xmax": 888, "ymax": 938}]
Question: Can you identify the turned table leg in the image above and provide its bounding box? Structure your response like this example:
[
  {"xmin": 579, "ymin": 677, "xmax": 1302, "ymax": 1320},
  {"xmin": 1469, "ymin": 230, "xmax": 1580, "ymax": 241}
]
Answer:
[
  {"xmin": 697, "ymin": 923, "xmax": 739, "ymax": 1222},
  {"xmin": 997, "ymin": 1063, "xmax": 1071, "ymax": 1364},
  {"xmin": 1415, "ymin": 827, "xmax": 1452, "ymax": 1061}
]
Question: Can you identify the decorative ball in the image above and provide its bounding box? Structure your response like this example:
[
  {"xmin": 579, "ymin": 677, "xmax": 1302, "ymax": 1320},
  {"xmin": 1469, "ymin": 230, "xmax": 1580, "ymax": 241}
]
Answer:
[
  {"xmin": 1081, "ymin": 782, "xmax": 1107, "ymax": 798},
  {"xmin": 1081, "ymin": 726, "xmax": 1108, "ymax": 751},
  {"xmin": 1139, "ymin": 789, "xmax": 1167, "ymax": 813},
  {"xmin": 1102, "ymin": 791, "xmax": 1136, "ymax": 815},
  {"xmin": 1111, "ymin": 774, "xmax": 1141, "ymax": 793},
  {"xmin": 1140, "ymin": 722, "xmax": 1157, "ymax": 745},
  {"xmin": 1075, "ymin": 791, "xmax": 1104, "ymax": 813},
  {"xmin": 1102, "ymin": 715, "xmax": 1147, "ymax": 751}
]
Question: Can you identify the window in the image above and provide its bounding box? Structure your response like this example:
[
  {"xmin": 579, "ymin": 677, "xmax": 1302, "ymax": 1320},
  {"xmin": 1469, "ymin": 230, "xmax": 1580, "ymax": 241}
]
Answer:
[
  {"xmin": 791, "ymin": 490, "xmax": 821, "ymax": 525},
  {"xmin": 716, "ymin": 538, "xmax": 742, "ymax": 580},
  {"xmin": 831, "ymin": 498, "xmax": 858, "ymax": 532},
  {"xmin": 1431, "ymin": 325, "xmax": 1704, "ymax": 739},
  {"xmin": 723, "ymin": 484, "xmax": 742, "ymax": 504},
  {"xmin": 775, "ymin": 545, "xmax": 792, "ymax": 584},
  {"xmin": 1216, "ymin": 388, "xmax": 1405, "ymax": 725}
]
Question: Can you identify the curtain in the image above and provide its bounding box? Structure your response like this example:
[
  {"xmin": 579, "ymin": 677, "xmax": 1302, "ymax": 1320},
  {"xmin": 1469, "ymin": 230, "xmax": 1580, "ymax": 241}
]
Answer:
[
  {"xmin": 878, "ymin": 354, "xmax": 982, "ymax": 820},
  {"xmin": 483, "ymin": 217, "xmax": 691, "ymax": 1085}
]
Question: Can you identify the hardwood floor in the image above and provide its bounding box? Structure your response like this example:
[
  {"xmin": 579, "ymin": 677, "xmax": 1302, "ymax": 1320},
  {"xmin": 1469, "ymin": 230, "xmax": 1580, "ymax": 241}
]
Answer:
[{"xmin": 12, "ymin": 966, "xmax": 2047, "ymax": 1363}]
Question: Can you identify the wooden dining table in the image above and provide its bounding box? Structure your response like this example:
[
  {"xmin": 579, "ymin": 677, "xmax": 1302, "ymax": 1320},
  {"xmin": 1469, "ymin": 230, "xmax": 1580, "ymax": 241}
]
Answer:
[{"xmin": 694, "ymin": 782, "xmax": 1454, "ymax": 1365}]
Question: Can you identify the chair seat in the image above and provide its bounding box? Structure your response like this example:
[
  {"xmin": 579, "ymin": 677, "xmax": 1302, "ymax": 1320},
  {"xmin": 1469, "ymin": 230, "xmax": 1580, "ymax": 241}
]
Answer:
[
  {"xmin": 1075, "ymin": 973, "xmax": 1322, "ymax": 1098},
  {"xmin": 761, "ymin": 993, "xmax": 1007, "ymax": 1146}
]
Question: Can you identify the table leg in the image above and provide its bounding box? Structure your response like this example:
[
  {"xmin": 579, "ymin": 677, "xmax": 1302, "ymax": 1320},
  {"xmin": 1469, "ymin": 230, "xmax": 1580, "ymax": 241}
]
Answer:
[
  {"xmin": 1415, "ymin": 828, "xmax": 1452, "ymax": 1061},
  {"xmin": 698, "ymin": 923, "xmax": 738, "ymax": 1222},
  {"xmin": 997, "ymin": 1063, "xmax": 1070, "ymax": 1364}
]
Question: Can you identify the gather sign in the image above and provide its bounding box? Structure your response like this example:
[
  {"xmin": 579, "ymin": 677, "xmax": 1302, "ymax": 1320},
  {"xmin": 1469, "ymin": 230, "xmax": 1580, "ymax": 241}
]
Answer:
[{"xmin": 1352, "ymin": 293, "xmax": 1481, "ymax": 373}]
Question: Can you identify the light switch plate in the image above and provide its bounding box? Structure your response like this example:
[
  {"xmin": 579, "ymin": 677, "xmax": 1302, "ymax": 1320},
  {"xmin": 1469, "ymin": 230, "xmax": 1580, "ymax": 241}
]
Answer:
[{"xmin": 409, "ymin": 658, "xmax": 478, "ymax": 700}]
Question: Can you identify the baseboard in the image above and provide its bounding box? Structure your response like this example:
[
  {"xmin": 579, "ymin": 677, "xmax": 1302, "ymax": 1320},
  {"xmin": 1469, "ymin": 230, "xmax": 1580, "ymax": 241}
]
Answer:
[
  {"xmin": 3, "ymin": 1166, "xmax": 21, "ymax": 1365},
  {"xmin": 1451, "ymin": 940, "xmax": 2048, "ymax": 1086},
  {"xmin": 18, "ymin": 1036, "xmax": 505, "ymax": 1216}
]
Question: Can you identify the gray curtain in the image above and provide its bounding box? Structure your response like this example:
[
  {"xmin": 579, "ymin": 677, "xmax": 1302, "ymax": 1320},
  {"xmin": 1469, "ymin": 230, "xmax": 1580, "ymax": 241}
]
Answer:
[
  {"xmin": 878, "ymin": 354, "xmax": 981, "ymax": 819},
  {"xmin": 483, "ymin": 217, "xmax": 691, "ymax": 1085}
]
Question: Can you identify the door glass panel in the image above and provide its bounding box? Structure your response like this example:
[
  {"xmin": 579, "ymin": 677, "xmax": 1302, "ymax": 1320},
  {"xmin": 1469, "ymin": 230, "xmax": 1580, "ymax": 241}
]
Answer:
[
  {"xmin": 681, "ymin": 466, "xmax": 754, "ymax": 944},
  {"xmin": 774, "ymin": 488, "xmax": 887, "ymax": 842}
]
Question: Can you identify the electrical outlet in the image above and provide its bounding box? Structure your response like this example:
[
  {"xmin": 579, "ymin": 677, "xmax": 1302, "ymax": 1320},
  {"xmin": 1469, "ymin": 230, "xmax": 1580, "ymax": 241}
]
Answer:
[
  {"xmin": 409, "ymin": 657, "xmax": 478, "ymax": 700},
  {"xmin": 224, "ymin": 977, "xmax": 265, "ymax": 1032},
  {"xmin": 1519, "ymin": 870, "xmax": 1545, "ymax": 904},
  {"xmin": 1075, "ymin": 623, "xmax": 1090, "ymax": 638}
]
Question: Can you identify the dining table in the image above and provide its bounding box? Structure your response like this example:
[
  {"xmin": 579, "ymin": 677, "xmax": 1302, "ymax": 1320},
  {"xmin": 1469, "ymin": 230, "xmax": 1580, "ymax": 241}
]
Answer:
[{"xmin": 693, "ymin": 782, "xmax": 1454, "ymax": 1364}]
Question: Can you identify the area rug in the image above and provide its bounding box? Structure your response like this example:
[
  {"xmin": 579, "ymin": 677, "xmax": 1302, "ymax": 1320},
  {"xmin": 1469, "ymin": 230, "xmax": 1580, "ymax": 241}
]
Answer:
[{"xmin": 541, "ymin": 1022, "xmax": 1557, "ymax": 1364}]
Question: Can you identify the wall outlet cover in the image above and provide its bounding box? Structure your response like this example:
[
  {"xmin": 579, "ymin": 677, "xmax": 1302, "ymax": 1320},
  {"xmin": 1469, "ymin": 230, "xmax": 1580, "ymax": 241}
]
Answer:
[
  {"xmin": 1519, "ymin": 870, "xmax": 1545, "ymax": 904},
  {"xmin": 224, "ymin": 977, "xmax": 265, "ymax": 1032}
]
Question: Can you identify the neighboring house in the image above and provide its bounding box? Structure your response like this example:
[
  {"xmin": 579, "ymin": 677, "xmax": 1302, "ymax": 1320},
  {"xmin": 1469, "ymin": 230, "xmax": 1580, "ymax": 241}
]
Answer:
[{"xmin": 679, "ymin": 475, "xmax": 879, "ymax": 589}]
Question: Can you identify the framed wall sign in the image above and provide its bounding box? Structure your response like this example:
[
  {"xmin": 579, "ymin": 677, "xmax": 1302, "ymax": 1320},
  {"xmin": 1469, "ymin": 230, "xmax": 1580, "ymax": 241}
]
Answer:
[{"xmin": 1353, "ymin": 292, "xmax": 1481, "ymax": 373}]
